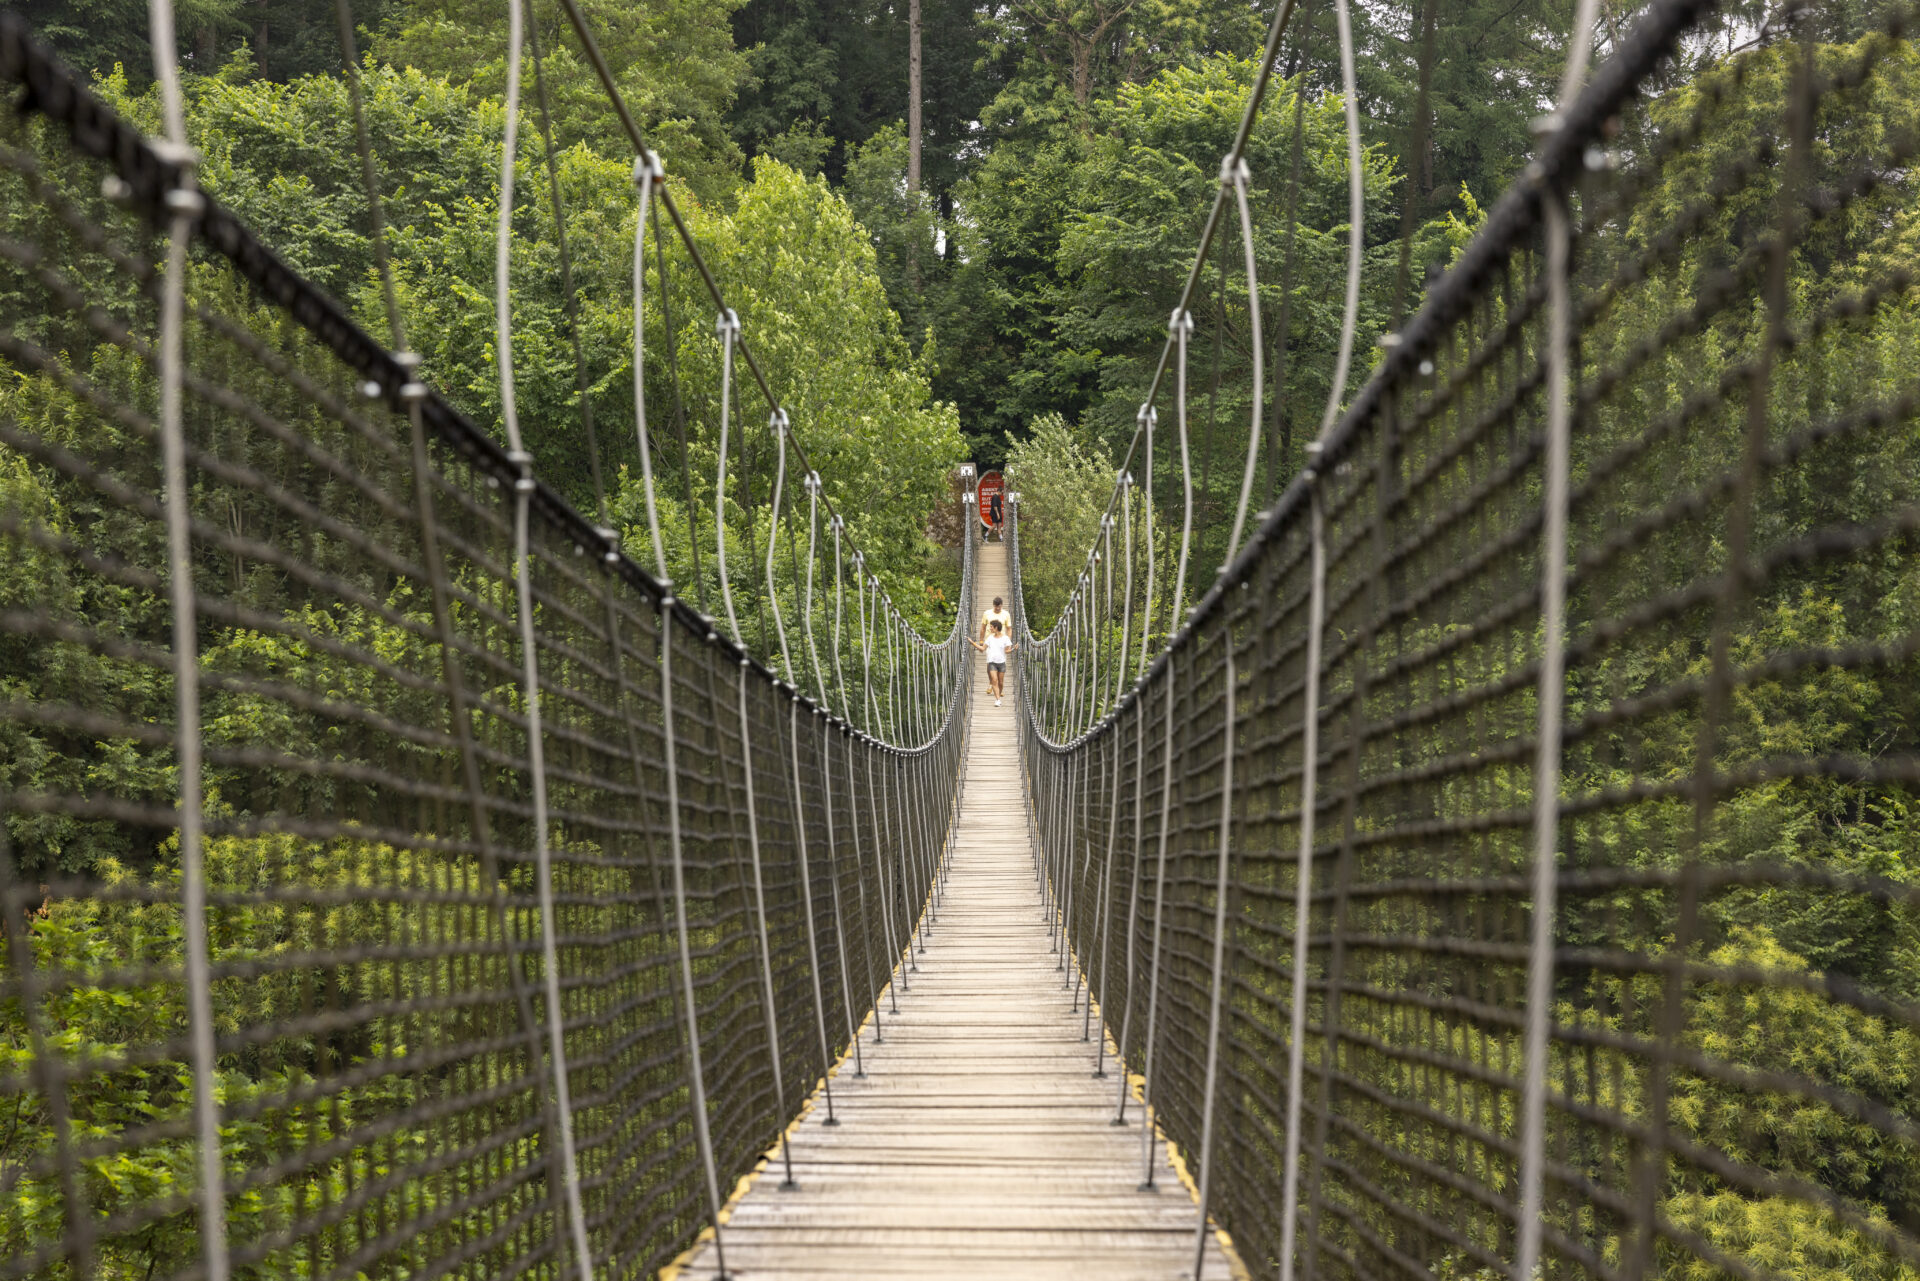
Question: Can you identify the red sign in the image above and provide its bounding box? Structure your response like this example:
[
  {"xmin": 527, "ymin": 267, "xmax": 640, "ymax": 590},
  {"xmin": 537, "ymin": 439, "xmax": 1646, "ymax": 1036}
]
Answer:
[{"xmin": 978, "ymin": 471, "xmax": 1005, "ymax": 529}]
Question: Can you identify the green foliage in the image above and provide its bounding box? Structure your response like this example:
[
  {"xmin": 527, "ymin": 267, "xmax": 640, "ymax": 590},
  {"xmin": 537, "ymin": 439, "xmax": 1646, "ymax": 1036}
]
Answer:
[
  {"xmin": 372, "ymin": 0, "xmax": 749, "ymax": 197},
  {"xmin": 614, "ymin": 156, "xmax": 966, "ymax": 646},
  {"xmin": 1004, "ymin": 412, "xmax": 1114, "ymax": 632}
]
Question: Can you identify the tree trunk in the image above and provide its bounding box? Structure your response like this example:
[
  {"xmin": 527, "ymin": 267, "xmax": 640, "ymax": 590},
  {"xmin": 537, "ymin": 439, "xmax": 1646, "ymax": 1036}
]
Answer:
[{"xmin": 908, "ymin": 0, "xmax": 922, "ymax": 193}]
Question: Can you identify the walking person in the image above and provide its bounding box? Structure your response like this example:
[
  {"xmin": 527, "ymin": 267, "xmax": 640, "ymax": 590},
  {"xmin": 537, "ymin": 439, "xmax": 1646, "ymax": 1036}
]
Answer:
[
  {"xmin": 979, "ymin": 596, "xmax": 1011, "ymax": 645},
  {"xmin": 972, "ymin": 620, "xmax": 1016, "ymax": 707}
]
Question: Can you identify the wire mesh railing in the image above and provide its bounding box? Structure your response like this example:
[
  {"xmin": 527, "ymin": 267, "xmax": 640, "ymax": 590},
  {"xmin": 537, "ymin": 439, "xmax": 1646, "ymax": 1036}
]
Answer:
[
  {"xmin": 0, "ymin": 15, "xmax": 972, "ymax": 1279},
  {"xmin": 1016, "ymin": 0, "xmax": 1920, "ymax": 1277}
]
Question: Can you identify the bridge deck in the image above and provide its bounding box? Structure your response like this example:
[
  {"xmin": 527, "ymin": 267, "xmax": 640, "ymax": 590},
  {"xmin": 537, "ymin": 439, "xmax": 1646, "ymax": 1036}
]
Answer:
[{"xmin": 674, "ymin": 542, "xmax": 1234, "ymax": 1280}]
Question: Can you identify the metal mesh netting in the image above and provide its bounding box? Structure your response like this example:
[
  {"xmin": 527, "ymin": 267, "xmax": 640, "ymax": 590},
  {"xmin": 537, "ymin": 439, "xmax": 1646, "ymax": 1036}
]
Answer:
[
  {"xmin": 1019, "ymin": 1, "xmax": 1920, "ymax": 1278},
  {"xmin": 0, "ymin": 19, "xmax": 967, "ymax": 1280}
]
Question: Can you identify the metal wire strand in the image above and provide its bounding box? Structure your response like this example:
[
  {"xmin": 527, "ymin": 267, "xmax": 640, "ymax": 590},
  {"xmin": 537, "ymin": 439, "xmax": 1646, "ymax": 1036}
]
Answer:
[
  {"xmin": 491, "ymin": 5, "xmax": 594, "ymax": 1269},
  {"xmin": 143, "ymin": 1, "xmax": 226, "ymax": 1274}
]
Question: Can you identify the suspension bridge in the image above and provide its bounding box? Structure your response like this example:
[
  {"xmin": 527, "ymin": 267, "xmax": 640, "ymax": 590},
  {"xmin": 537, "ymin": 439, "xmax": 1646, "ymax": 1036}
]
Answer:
[{"xmin": 4, "ymin": 0, "xmax": 1920, "ymax": 1277}]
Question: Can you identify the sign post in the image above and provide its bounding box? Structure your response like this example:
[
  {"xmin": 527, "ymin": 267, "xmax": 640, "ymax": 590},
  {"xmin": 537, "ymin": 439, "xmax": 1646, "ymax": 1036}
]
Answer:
[{"xmin": 978, "ymin": 470, "xmax": 1005, "ymax": 541}]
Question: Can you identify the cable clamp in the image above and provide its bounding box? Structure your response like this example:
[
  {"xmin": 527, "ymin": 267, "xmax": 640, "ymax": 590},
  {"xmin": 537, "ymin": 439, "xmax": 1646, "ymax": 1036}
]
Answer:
[
  {"xmin": 805, "ymin": 470, "xmax": 821, "ymax": 494},
  {"xmin": 163, "ymin": 187, "xmax": 206, "ymax": 217},
  {"xmin": 634, "ymin": 150, "xmax": 666, "ymax": 188},
  {"xmin": 770, "ymin": 407, "xmax": 790, "ymax": 434},
  {"xmin": 507, "ymin": 449, "xmax": 535, "ymax": 494},
  {"xmin": 1168, "ymin": 309, "xmax": 1193, "ymax": 336},
  {"xmin": 1219, "ymin": 155, "xmax": 1251, "ymax": 189},
  {"xmin": 151, "ymin": 140, "xmax": 201, "ymax": 170},
  {"xmin": 831, "ymin": 514, "xmax": 845, "ymax": 532},
  {"xmin": 716, "ymin": 308, "xmax": 741, "ymax": 340}
]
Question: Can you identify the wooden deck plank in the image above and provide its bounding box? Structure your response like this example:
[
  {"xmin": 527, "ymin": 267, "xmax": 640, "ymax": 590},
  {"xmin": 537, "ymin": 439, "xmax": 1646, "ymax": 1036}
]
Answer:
[{"xmin": 671, "ymin": 544, "xmax": 1239, "ymax": 1281}]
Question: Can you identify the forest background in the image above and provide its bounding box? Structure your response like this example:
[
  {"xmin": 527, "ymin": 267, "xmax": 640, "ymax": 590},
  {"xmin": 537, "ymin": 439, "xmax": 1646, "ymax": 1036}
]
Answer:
[
  {"xmin": 12, "ymin": 0, "xmax": 1629, "ymax": 633},
  {"xmin": 13, "ymin": 1, "xmax": 1920, "ymax": 1277}
]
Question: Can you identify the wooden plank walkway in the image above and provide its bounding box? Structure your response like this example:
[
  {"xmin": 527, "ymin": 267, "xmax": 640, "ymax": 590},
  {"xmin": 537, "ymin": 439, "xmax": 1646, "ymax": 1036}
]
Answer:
[{"xmin": 673, "ymin": 542, "xmax": 1237, "ymax": 1281}]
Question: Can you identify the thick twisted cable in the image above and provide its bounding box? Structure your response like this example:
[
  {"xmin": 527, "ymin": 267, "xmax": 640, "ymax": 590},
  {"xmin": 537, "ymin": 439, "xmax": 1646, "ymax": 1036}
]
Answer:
[
  {"xmin": 714, "ymin": 310, "xmax": 744, "ymax": 643},
  {"xmin": 1139, "ymin": 409, "xmax": 1155, "ymax": 674},
  {"xmin": 492, "ymin": 7, "xmax": 594, "ymax": 1270},
  {"xmin": 631, "ymin": 152, "xmax": 670, "ymax": 581},
  {"xmin": 1137, "ymin": 652, "xmax": 1178, "ymax": 1188},
  {"xmin": 1113, "ymin": 682, "xmax": 1146, "ymax": 1123},
  {"xmin": 804, "ymin": 475, "xmax": 829, "ymax": 701},
  {"xmin": 820, "ymin": 715, "xmax": 865, "ymax": 1076},
  {"xmin": 736, "ymin": 661, "xmax": 796, "ymax": 1187},
  {"xmin": 764, "ymin": 409, "xmax": 796, "ymax": 682},
  {"xmin": 1277, "ymin": 488, "xmax": 1328, "ymax": 1281},
  {"xmin": 787, "ymin": 699, "xmax": 840, "ymax": 1125},
  {"xmin": 1515, "ymin": 5, "xmax": 1599, "ymax": 1272},
  {"xmin": 1170, "ymin": 310, "xmax": 1195, "ymax": 636},
  {"xmin": 1317, "ymin": 0, "xmax": 1365, "ymax": 437},
  {"xmin": 832, "ymin": 518, "xmax": 851, "ymax": 719},
  {"xmin": 1191, "ymin": 639, "xmax": 1237, "ymax": 1280},
  {"xmin": 659, "ymin": 607, "xmax": 731, "ymax": 1276},
  {"xmin": 1223, "ymin": 158, "xmax": 1264, "ymax": 563},
  {"xmin": 145, "ymin": 0, "xmax": 225, "ymax": 1272},
  {"xmin": 1120, "ymin": 474, "xmax": 1136, "ymax": 696}
]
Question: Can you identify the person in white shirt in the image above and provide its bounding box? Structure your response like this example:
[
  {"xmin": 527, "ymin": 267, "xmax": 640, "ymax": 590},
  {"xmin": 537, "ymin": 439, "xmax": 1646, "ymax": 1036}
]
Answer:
[
  {"xmin": 979, "ymin": 596, "xmax": 1011, "ymax": 644},
  {"xmin": 971, "ymin": 620, "xmax": 1016, "ymax": 706}
]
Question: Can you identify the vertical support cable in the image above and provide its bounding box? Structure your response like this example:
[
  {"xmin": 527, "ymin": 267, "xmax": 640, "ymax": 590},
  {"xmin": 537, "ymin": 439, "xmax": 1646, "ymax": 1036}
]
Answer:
[
  {"xmin": 1515, "ymin": 189, "xmax": 1573, "ymax": 1281},
  {"xmin": 630, "ymin": 152, "xmax": 670, "ymax": 581},
  {"xmin": 145, "ymin": 1, "xmax": 224, "ymax": 1272},
  {"xmin": 737, "ymin": 663, "xmax": 797, "ymax": 1188},
  {"xmin": 845, "ymin": 728, "xmax": 888, "ymax": 1031},
  {"xmin": 660, "ymin": 606, "xmax": 732, "ymax": 1277},
  {"xmin": 833, "ymin": 518, "xmax": 851, "ymax": 718},
  {"xmin": 1169, "ymin": 311, "xmax": 1195, "ymax": 634},
  {"xmin": 788, "ymin": 699, "xmax": 841, "ymax": 1124},
  {"xmin": 1505, "ymin": 7, "xmax": 1597, "ymax": 1275},
  {"xmin": 1277, "ymin": 488, "xmax": 1328, "ymax": 1281},
  {"xmin": 1516, "ymin": 8, "xmax": 1598, "ymax": 1274},
  {"xmin": 1089, "ymin": 727, "xmax": 1121, "ymax": 1057},
  {"xmin": 1138, "ymin": 653, "xmax": 1178, "ymax": 1190},
  {"xmin": 1138, "ymin": 406, "xmax": 1156, "ymax": 674},
  {"xmin": 804, "ymin": 474, "xmax": 829, "ymax": 701},
  {"xmin": 1113, "ymin": 686, "xmax": 1147, "ymax": 1122},
  {"xmin": 1319, "ymin": 0, "xmax": 1365, "ymax": 438},
  {"xmin": 1191, "ymin": 634, "xmax": 1238, "ymax": 1281},
  {"xmin": 713, "ymin": 310, "xmax": 744, "ymax": 643},
  {"xmin": 764, "ymin": 411, "xmax": 795, "ymax": 681},
  {"xmin": 491, "ymin": 7, "xmax": 594, "ymax": 1268},
  {"xmin": 1119, "ymin": 473, "xmax": 1135, "ymax": 693},
  {"xmin": 1222, "ymin": 157, "xmax": 1264, "ymax": 563},
  {"xmin": 820, "ymin": 713, "xmax": 865, "ymax": 1078}
]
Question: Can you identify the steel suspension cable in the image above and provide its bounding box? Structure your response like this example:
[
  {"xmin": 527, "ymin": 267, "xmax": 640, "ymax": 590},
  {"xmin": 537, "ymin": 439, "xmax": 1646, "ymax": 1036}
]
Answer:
[
  {"xmin": 1515, "ymin": 4, "xmax": 1601, "ymax": 1274},
  {"xmin": 490, "ymin": 7, "xmax": 594, "ymax": 1269},
  {"xmin": 736, "ymin": 660, "xmax": 797, "ymax": 1188},
  {"xmin": 1190, "ymin": 631, "xmax": 1239, "ymax": 1281},
  {"xmin": 786, "ymin": 698, "xmax": 840, "ymax": 1126},
  {"xmin": 821, "ymin": 714, "xmax": 865, "ymax": 1077},
  {"xmin": 1276, "ymin": 488, "xmax": 1328, "ymax": 1281},
  {"xmin": 145, "ymin": 0, "xmax": 224, "ymax": 1272},
  {"xmin": 658, "ymin": 608, "xmax": 731, "ymax": 1278},
  {"xmin": 1137, "ymin": 652, "xmax": 1178, "ymax": 1191}
]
